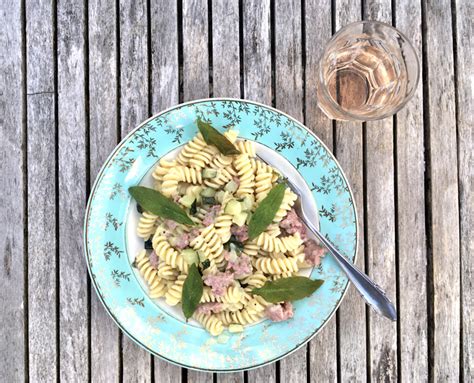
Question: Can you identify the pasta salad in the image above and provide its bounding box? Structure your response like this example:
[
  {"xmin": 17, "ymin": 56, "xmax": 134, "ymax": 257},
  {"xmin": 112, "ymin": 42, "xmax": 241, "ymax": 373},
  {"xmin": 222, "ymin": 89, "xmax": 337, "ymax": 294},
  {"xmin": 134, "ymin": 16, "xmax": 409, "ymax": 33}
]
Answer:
[{"xmin": 130, "ymin": 120, "xmax": 326, "ymax": 336}]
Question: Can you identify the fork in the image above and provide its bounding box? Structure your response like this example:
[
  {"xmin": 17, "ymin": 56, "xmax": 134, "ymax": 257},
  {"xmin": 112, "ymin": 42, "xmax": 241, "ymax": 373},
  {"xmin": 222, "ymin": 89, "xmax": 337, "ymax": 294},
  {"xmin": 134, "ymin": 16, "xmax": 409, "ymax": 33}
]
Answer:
[{"xmin": 287, "ymin": 181, "xmax": 397, "ymax": 321}]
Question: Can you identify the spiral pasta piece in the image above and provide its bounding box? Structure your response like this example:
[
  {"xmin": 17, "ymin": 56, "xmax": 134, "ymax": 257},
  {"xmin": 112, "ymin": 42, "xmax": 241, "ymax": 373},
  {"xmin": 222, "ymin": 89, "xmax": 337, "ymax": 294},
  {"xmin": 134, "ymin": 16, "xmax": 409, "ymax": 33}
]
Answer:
[
  {"xmin": 273, "ymin": 188, "xmax": 298, "ymax": 223},
  {"xmin": 235, "ymin": 140, "xmax": 256, "ymax": 157},
  {"xmin": 194, "ymin": 313, "xmax": 224, "ymax": 336},
  {"xmin": 174, "ymin": 166, "xmax": 203, "ymax": 184},
  {"xmin": 214, "ymin": 213, "xmax": 233, "ymax": 243},
  {"xmin": 152, "ymin": 158, "xmax": 177, "ymax": 182},
  {"xmin": 164, "ymin": 274, "xmax": 187, "ymax": 306},
  {"xmin": 157, "ymin": 261, "xmax": 179, "ymax": 281},
  {"xmin": 242, "ymin": 271, "xmax": 267, "ymax": 288},
  {"xmin": 255, "ymin": 168, "xmax": 273, "ymax": 202},
  {"xmin": 221, "ymin": 282, "xmax": 244, "ymax": 304},
  {"xmin": 264, "ymin": 224, "xmax": 281, "ymax": 238},
  {"xmin": 136, "ymin": 211, "xmax": 158, "ymax": 239},
  {"xmin": 189, "ymin": 145, "xmax": 219, "ymax": 169},
  {"xmin": 217, "ymin": 307, "xmax": 263, "ymax": 326},
  {"xmin": 255, "ymin": 256, "xmax": 299, "ymax": 275},
  {"xmin": 234, "ymin": 154, "xmax": 255, "ymax": 196},
  {"xmin": 176, "ymin": 133, "xmax": 207, "ymax": 165},
  {"xmin": 271, "ymin": 271, "xmax": 296, "ymax": 280},
  {"xmin": 253, "ymin": 232, "xmax": 303, "ymax": 253},
  {"xmin": 153, "ymin": 235, "xmax": 189, "ymax": 273},
  {"xmin": 190, "ymin": 225, "xmax": 224, "ymax": 262},
  {"xmin": 134, "ymin": 250, "xmax": 168, "ymax": 298},
  {"xmin": 200, "ymin": 287, "xmax": 223, "ymax": 303}
]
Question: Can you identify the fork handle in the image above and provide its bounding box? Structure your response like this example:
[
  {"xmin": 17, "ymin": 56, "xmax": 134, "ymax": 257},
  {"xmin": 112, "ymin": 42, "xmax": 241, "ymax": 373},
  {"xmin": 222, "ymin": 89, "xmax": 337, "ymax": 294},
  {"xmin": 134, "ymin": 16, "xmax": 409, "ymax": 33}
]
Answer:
[{"xmin": 305, "ymin": 220, "xmax": 397, "ymax": 321}]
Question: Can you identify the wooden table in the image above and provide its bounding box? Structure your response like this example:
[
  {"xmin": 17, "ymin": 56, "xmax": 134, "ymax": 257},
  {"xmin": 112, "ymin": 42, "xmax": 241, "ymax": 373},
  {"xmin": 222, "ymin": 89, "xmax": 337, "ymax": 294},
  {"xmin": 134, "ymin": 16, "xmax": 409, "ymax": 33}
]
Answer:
[{"xmin": 1, "ymin": 0, "xmax": 471, "ymax": 381}]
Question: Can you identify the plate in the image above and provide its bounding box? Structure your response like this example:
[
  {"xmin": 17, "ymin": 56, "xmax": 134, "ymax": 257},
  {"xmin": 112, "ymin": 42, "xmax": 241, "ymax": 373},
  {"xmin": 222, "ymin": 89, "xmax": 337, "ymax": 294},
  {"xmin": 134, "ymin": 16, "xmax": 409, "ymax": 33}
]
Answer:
[{"xmin": 84, "ymin": 98, "xmax": 358, "ymax": 372}]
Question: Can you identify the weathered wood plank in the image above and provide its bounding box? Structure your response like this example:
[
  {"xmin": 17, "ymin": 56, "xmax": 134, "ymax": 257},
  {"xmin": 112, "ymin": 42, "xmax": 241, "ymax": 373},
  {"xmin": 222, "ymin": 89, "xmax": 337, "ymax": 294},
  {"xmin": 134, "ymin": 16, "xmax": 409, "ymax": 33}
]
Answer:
[
  {"xmin": 26, "ymin": 0, "xmax": 57, "ymax": 381},
  {"xmin": 242, "ymin": 0, "xmax": 272, "ymax": 104},
  {"xmin": 394, "ymin": 1, "xmax": 428, "ymax": 381},
  {"xmin": 274, "ymin": 0, "xmax": 306, "ymax": 380},
  {"xmin": 182, "ymin": 0, "xmax": 209, "ymax": 101},
  {"xmin": 149, "ymin": 0, "xmax": 183, "ymax": 379},
  {"xmin": 189, "ymin": 372, "xmax": 213, "ymax": 383},
  {"xmin": 119, "ymin": 1, "xmax": 152, "ymax": 380},
  {"xmin": 181, "ymin": 1, "xmax": 211, "ymax": 380},
  {"xmin": 150, "ymin": 0, "xmax": 179, "ymax": 114},
  {"xmin": 212, "ymin": 4, "xmax": 243, "ymax": 383},
  {"xmin": 424, "ymin": 1, "xmax": 461, "ymax": 381},
  {"xmin": 363, "ymin": 2, "xmax": 398, "ymax": 382},
  {"xmin": 212, "ymin": 0, "xmax": 240, "ymax": 98},
  {"xmin": 88, "ymin": 0, "xmax": 121, "ymax": 381},
  {"xmin": 304, "ymin": 1, "xmax": 339, "ymax": 382},
  {"xmin": 333, "ymin": 1, "xmax": 367, "ymax": 381},
  {"xmin": 454, "ymin": 0, "xmax": 473, "ymax": 379},
  {"xmin": 0, "ymin": 1, "xmax": 25, "ymax": 381},
  {"xmin": 57, "ymin": 1, "xmax": 89, "ymax": 381},
  {"xmin": 242, "ymin": 1, "xmax": 276, "ymax": 380}
]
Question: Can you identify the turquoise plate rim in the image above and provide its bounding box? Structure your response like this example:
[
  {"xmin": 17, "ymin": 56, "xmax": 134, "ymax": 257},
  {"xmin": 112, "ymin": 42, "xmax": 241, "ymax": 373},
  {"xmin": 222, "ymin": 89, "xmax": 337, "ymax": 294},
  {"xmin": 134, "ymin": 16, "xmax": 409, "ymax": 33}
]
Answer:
[{"xmin": 83, "ymin": 98, "xmax": 359, "ymax": 372}]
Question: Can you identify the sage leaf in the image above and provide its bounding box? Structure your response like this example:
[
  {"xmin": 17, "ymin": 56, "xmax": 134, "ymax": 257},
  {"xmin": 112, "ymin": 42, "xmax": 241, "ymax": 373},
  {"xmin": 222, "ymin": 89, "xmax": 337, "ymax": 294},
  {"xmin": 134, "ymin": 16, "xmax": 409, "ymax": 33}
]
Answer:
[
  {"xmin": 129, "ymin": 186, "xmax": 195, "ymax": 226},
  {"xmin": 182, "ymin": 264, "xmax": 204, "ymax": 319},
  {"xmin": 252, "ymin": 276, "xmax": 324, "ymax": 303},
  {"xmin": 248, "ymin": 183, "xmax": 286, "ymax": 240},
  {"xmin": 197, "ymin": 118, "xmax": 241, "ymax": 155}
]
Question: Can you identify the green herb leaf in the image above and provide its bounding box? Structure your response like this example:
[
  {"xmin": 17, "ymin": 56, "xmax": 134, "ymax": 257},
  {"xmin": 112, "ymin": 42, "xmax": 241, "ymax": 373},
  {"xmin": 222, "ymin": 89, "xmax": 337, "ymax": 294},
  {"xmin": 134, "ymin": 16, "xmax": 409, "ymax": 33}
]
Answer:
[
  {"xmin": 248, "ymin": 183, "xmax": 286, "ymax": 240},
  {"xmin": 129, "ymin": 186, "xmax": 195, "ymax": 226},
  {"xmin": 252, "ymin": 276, "xmax": 324, "ymax": 303},
  {"xmin": 182, "ymin": 264, "xmax": 204, "ymax": 319},
  {"xmin": 197, "ymin": 118, "xmax": 241, "ymax": 155}
]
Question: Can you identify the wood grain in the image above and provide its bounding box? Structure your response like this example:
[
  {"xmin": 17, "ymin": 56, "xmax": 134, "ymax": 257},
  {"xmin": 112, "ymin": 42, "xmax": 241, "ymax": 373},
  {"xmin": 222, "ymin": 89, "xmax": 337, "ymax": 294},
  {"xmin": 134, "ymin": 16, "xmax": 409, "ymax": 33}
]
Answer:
[
  {"xmin": 26, "ymin": 0, "xmax": 58, "ymax": 381},
  {"xmin": 304, "ymin": 1, "xmax": 339, "ymax": 381},
  {"xmin": 212, "ymin": 0, "xmax": 240, "ymax": 98},
  {"xmin": 363, "ymin": 2, "xmax": 398, "ymax": 382},
  {"xmin": 88, "ymin": 0, "xmax": 121, "ymax": 381},
  {"xmin": 333, "ymin": 1, "xmax": 368, "ymax": 381},
  {"xmin": 149, "ymin": 0, "xmax": 183, "ymax": 379},
  {"xmin": 212, "ymin": 4, "xmax": 244, "ymax": 382},
  {"xmin": 454, "ymin": 0, "xmax": 473, "ymax": 379},
  {"xmin": 394, "ymin": 0, "xmax": 428, "ymax": 381},
  {"xmin": 181, "ymin": 1, "xmax": 210, "ymax": 380},
  {"xmin": 274, "ymin": 1, "xmax": 307, "ymax": 381},
  {"xmin": 242, "ymin": 0, "xmax": 272, "ymax": 104},
  {"xmin": 424, "ymin": 1, "xmax": 461, "ymax": 380},
  {"xmin": 57, "ymin": 1, "xmax": 89, "ymax": 381},
  {"xmin": 183, "ymin": 0, "xmax": 209, "ymax": 101},
  {"xmin": 119, "ymin": 1, "xmax": 152, "ymax": 380},
  {"xmin": 150, "ymin": 0, "xmax": 179, "ymax": 114},
  {"xmin": 0, "ymin": 1, "xmax": 25, "ymax": 381}
]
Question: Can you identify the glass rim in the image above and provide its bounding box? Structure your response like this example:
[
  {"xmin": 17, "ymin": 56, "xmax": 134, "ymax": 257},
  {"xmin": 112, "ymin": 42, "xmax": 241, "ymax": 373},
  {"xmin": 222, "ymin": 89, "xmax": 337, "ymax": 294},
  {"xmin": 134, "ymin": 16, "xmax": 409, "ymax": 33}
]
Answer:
[{"xmin": 318, "ymin": 20, "xmax": 420, "ymax": 122}]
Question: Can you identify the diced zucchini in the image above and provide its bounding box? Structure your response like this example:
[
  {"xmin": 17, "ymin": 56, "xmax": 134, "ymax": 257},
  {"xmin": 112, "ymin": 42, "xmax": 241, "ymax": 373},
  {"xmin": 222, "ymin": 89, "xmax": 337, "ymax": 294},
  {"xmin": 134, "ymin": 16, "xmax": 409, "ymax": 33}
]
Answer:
[
  {"xmin": 200, "ymin": 187, "xmax": 216, "ymax": 197},
  {"xmin": 224, "ymin": 199, "xmax": 242, "ymax": 215},
  {"xmin": 202, "ymin": 168, "xmax": 218, "ymax": 179},
  {"xmin": 240, "ymin": 195, "xmax": 254, "ymax": 211},
  {"xmin": 228, "ymin": 324, "xmax": 244, "ymax": 333},
  {"xmin": 177, "ymin": 183, "xmax": 188, "ymax": 195},
  {"xmin": 179, "ymin": 194, "xmax": 196, "ymax": 208},
  {"xmin": 224, "ymin": 180, "xmax": 238, "ymax": 193},
  {"xmin": 181, "ymin": 249, "xmax": 198, "ymax": 265},
  {"xmin": 232, "ymin": 212, "xmax": 248, "ymax": 226},
  {"xmin": 215, "ymin": 190, "xmax": 226, "ymax": 203}
]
